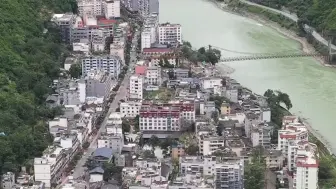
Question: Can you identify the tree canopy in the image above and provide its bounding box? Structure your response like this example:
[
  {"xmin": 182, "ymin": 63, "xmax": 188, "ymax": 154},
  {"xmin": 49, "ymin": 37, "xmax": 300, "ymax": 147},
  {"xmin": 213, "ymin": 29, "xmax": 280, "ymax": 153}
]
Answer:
[
  {"xmin": 181, "ymin": 41, "xmax": 221, "ymax": 65},
  {"xmin": 0, "ymin": 0, "xmax": 73, "ymax": 174},
  {"xmin": 248, "ymin": 0, "xmax": 336, "ymax": 35}
]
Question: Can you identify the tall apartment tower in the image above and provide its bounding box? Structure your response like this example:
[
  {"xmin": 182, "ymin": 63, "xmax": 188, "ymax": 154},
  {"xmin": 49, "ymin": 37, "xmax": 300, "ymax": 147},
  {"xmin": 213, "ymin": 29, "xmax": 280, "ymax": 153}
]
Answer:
[{"xmin": 129, "ymin": 75, "xmax": 144, "ymax": 100}]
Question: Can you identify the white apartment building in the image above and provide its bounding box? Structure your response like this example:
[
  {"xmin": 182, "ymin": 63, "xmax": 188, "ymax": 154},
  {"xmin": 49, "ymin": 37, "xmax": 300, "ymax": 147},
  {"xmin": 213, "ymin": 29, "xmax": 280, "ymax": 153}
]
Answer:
[
  {"xmin": 199, "ymin": 135, "xmax": 225, "ymax": 156},
  {"xmin": 78, "ymin": 0, "xmax": 103, "ymax": 17},
  {"xmin": 120, "ymin": 101, "xmax": 142, "ymax": 118},
  {"xmin": 200, "ymin": 77, "xmax": 222, "ymax": 90},
  {"xmin": 250, "ymin": 123, "xmax": 272, "ymax": 148},
  {"xmin": 158, "ymin": 23, "xmax": 182, "ymax": 45},
  {"xmin": 141, "ymin": 28, "xmax": 152, "ymax": 51},
  {"xmin": 34, "ymin": 146, "xmax": 68, "ymax": 188},
  {"xmin": 146, "ymin": 66, "xmax": 161, "ymax": 85},
  {"xmin": 97, "ymin": 133, "xmax": 124, "ymax": 154},
  {"xmin": 179, "ymin": 156, "xmax": 244, "ymax": 189},
  {"xmin": 278, "ymin": 119, "xmax": 308, "ymax": 157},
  {"xmin": 293, "ymin": 141, "xmax": 318, "ymax": 189},
  {"xmin": 129, "ymin": 75, "xmax": 144, "ymax": 100},
  {"xmin": 81, "ymin": 55, "xmax": 122, "ymax": 78},
  {"xmin": 104, "ymin": 0, "xmax": 121, "ymax": 18},
  {"xmin": 138, "ymin": 0, "xmax": 159, "ymax": 17},
  {"xmin": 139, "ymin": 103, "xmax": 195, "ymax": 132},
  {"xmin": 107, "ymin": 112, "xmax": 123, "ymax": 125}
]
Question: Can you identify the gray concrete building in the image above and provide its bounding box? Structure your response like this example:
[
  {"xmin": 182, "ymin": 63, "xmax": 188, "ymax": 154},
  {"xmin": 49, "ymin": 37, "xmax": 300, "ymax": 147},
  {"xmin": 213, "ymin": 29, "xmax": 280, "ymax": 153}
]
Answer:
[
  {"xmin": 179, "ymin": 156, "xmax": 244, "ymax": 189},
  {"xmin": 85, "ymin": 70, "xmax": 113, "ymax": 100},
  {"xmin": 52, "ymin": 13, "xmax": 76, "ymax": 43},
  {"xmin": 82, "ymin": 55, "xmax": 122, "ymax": 78}
]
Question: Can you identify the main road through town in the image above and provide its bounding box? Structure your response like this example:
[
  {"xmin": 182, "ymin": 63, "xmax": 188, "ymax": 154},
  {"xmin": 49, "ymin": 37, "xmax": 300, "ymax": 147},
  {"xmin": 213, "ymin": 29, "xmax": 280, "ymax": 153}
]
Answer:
[
  {"xmin": 72, "ymin": 31, "xmax": 140, "ymax": 179},
  {"xmin": 159, "ymin": 0, "xmax": 336, "ymax": 153}
]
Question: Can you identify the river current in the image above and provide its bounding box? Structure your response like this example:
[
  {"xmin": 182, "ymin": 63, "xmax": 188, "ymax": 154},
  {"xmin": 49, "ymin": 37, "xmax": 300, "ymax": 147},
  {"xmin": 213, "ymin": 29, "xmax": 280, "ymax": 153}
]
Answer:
[{"xmin": 159, "ymin": 0, "xmax": 336, "ymax": 152}]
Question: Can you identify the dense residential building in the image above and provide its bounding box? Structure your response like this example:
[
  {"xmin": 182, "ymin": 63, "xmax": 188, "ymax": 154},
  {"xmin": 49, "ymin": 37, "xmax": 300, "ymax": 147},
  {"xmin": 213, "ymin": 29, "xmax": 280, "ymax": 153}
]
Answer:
[
  {"xmin": 97, "ymin": 132, "xmax": 124, "ymax": 153},
  {"xmin": 179, "ymin": 156, "xmax": 244, "ymax": 189},
  {"xmin": 84, "ymin": 70, "xmax": 113, "ymax": 100},
  {"xmin": 293, "ymin": 141, "xmax": 318, "ymax": 189},
  {"xmin": 77, "ymin": 0, "xmax": 103, "ymax": 17},
  {"xmin": 120, "ymin": 101, "xmax": 142, "ymax": 118},
  {"xmin": 142, "ymin": 47, "xmax": 174, "ymax": 57},
  {"xmin": 141, "ymin": 28, "xmax": 152, "ymax": 50},
  {"xmin": 138, "ymin": 0, "xmax": 159, "ymax": 17},
  {"xmin": 104, "ymin": 0, "xmax": 121, "ymax": 18},
  {"xmin": 200, "ymin": 77, "xmax": 222, "ymax": 90},
  {"xmin": 158, "ymin": 23, "xmax": 182, "ymax": 45},
  {"xmin": 145, "ymin": 66, "xmax": 161, "ymax": 85},
  {"xmin": 110, "ymin": 43, "xmax": 125, "ymax": 63},
  {"xmin": 139, "ymin": 102, "xmax": 195, "ymax": 132},
  {"xmin": 81, "ymin": 55, "xmax": 122, "ymax": 78},
  {"xmin": 129, "ymin": 75, "xmax": 144, "ymax": 100},
  {"xmin": 121, "ymin": 0, "xmax": 139, "ymax": 11},
  {"xmin": 140, "ymin": 13, "xmax": 159, "ymax": 51},
  {"xmin": 34, "ymin": 146, "xmax": 69, "ymax": 188},
  {"xmin": 52, "ymin": 13, "xmax": 76, "ymax": 43}
]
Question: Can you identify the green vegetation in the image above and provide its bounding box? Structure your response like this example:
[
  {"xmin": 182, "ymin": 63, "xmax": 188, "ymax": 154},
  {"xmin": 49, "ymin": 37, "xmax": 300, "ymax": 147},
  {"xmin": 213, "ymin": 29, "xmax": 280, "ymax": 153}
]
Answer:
[
  {"xmin": 263, "ymin": 89, "xmax": 292, "ymax": 143},
  {"xmin": 69, "ymin": 63, "xmax": 82, "ymax": 79},
  {"xmin": 246, "ymin": 0, "xmax": 336, "ymax": 36},
  {"xmin": 143, "ymin": 88, "xmax": 175, "ymax": 101},
  {"xmin": 227, "ymin": 0, "xmax": 297, "ymax": 31},
  {"xmin": 244, "ymin": 147, "xmax": 266, "ymax": 189},
  {"xmin": 226, "ymin": 0, "xmax": 336, "ymax": 61},
  {"xmin": 0, "ymin": 0, "xmax": 75, "ymax": 174},
  {"xmin": 181, "ymin": 41, "xmax": 222, "ymax": 64}
]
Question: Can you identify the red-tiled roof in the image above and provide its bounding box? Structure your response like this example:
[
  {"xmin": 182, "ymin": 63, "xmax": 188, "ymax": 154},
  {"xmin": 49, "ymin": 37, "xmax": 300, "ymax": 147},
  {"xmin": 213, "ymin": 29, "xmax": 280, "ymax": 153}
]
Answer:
[
  {"xmin": 143, "ymin": 48, "xmax": 172, "ymax": 53},
  {"xmin": 135, "ymin": 66, "xmax": 147, "ymax": 75},
  {"xmin": 280, "ymin": 134, "xmax": 296, "ymax": 139},
  {"xmin": 97, "ymin": 18, "xmax": 117, "ymax": 26}
]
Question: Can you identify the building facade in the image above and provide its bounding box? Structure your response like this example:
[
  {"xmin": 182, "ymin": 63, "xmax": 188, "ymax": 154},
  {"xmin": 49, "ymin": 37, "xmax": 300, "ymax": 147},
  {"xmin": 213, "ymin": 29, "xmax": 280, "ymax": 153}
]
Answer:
[
  {"xmin": 81, "ymin": 55, "xmax": 122, "ymax": 78},
  {"xmin": 139, "ymin": 102, "xmax": 195, "ymax": 132},
  {"xmin": 85, "ymin": 70, "xmax": 113, "ymax": 100},
  {"xmin": 52, "ymin": 13, "xmax": 76, "ymax": 43},
  {"xmin": 104, "ymin": 0, "xmax": 121, "ymax": 18},
  {"xmin": 158, "ymin": 23, "xmax": 182, "ymax": 45},
  {"xmin": 120, "ymin": 101, "xmax": 142, "ymax": 118},
  {"xmin": 129, "ymin": 75, "xmax": 144, "ymax": 100}
]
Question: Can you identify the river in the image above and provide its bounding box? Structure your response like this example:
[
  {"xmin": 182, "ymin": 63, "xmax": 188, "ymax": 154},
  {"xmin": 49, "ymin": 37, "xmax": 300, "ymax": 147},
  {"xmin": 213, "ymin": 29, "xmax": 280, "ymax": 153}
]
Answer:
[{"xmin": 159, "ymin": 0, "xmax": 336, "ymax": 153}]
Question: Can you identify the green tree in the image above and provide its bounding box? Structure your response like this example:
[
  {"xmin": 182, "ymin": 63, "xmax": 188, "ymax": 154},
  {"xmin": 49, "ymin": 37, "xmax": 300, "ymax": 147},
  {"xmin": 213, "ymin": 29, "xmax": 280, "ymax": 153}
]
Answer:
[
  {"xmin": 133, "ymin": 115, "xmax": 140, "ymax": 132},
  {"xmin": 244, "ymin": 147, "xmax": 266, "ymax": 189},
  {"xmin": 69, "ymin": 64, "xmax": 81, "ymax": 78},
  {"xmin": 148, "ymin": 135, "xmax": 160, "ymax": 147},
  {"xmin": 122, "ymin": 120, "xmax": 131, "ymax": 133},
  {"xmin": 185, "ymin": 144, "xmax": 199, "ymax": 155}
]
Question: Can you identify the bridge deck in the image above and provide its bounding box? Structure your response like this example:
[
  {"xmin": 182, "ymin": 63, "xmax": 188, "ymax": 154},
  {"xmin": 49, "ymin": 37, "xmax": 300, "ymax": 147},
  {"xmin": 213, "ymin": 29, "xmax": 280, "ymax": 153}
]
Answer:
[{"xmin": 220, "ymin": 53, "xmax": 324, "ymax": 62}]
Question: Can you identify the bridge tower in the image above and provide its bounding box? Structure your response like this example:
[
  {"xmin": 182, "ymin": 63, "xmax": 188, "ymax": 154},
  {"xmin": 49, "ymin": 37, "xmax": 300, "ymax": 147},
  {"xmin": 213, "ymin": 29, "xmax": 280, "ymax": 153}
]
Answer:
[{"xmin": 327, "ymin": 29, "xmax": 336, "ymax": 63}]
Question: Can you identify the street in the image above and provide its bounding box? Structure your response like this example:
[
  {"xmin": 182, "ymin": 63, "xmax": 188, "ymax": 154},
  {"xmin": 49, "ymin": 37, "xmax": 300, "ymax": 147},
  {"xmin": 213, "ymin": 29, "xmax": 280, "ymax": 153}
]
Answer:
[{"xmin": 72, "ymin": 31, "xmax": 140, "ymax": 179}]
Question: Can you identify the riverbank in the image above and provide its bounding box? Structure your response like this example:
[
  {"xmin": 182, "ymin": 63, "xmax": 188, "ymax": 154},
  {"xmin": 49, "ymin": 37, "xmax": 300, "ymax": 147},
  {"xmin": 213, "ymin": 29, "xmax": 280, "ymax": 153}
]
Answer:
[{"xmin": 208, "ymin": 0, "xmax": 336, "ymax": 68}]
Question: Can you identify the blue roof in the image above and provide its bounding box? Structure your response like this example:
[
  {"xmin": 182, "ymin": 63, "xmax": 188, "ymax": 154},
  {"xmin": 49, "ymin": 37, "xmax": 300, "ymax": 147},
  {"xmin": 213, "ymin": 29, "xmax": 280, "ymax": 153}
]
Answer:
[
  {"xmin": 93, "ymin": 147, "xmax": 113, "ymax": 159},
  {"xmin": 89, "ymin": 166, "xmax": 104, "ymax": 174}
]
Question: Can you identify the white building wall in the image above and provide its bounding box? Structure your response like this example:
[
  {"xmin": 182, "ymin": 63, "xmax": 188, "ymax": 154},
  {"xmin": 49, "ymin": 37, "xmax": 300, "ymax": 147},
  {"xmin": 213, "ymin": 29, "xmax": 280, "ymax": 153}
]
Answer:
[
  {"xmin": 201, "ymin": 78, "xmax": 222, "ymax": 90},
  {"xmin": 90, "ymin": 174, "xmax": 103, "ymax": 183},
  {"xmin": 105, "ymin": 0, "xmax": 121, "ymax": 18},
  {"xmin": 78, "ymin": 82, "xmax": 86, "ymax": 103},
  {"xmin": 158, "ymin": 24, "xmax": 182, "ymax": 45},
  {"xmin": 120, "ymin": 102, "xmax": 141, "ymax": 117},
  {"xmin": 48, "ymin": 118, "xmax": 68, "ymax": 130},
  {"xmin": 129, "ymin": 75, "xmax": 144, "ymax": 100},
  {"xmin": 141, "ymin": 31, "xmax": 151, "ymax": 51}
]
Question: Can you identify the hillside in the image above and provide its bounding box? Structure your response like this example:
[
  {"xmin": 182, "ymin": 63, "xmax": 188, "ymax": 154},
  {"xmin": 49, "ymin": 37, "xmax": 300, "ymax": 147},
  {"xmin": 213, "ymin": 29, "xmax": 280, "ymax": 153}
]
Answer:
[
  {"xmin": 0, "ymin": 0, "xmax": 75, "ymax": 173},
  {"xmin": 248, "ymin": 0, "xmax": 336, "ymax": 34}
]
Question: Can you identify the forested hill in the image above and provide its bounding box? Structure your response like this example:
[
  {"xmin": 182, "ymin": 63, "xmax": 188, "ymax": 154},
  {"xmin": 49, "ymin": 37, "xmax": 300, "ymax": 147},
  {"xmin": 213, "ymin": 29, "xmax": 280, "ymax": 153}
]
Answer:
[
  {"xmin": 0, "ymin": 0, "xmax": 75, "ymax": 173},
  {"xmin": 248, "ymin": 0, "xmax": 336, "ymax": 34}
]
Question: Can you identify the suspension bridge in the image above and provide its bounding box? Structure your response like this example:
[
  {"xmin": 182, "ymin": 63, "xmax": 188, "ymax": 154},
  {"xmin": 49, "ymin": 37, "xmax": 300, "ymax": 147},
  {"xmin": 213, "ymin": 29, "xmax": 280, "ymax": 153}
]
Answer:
[{"xmin": 211, "ymin": 41, "xmax": 336, "ymax": 62}]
